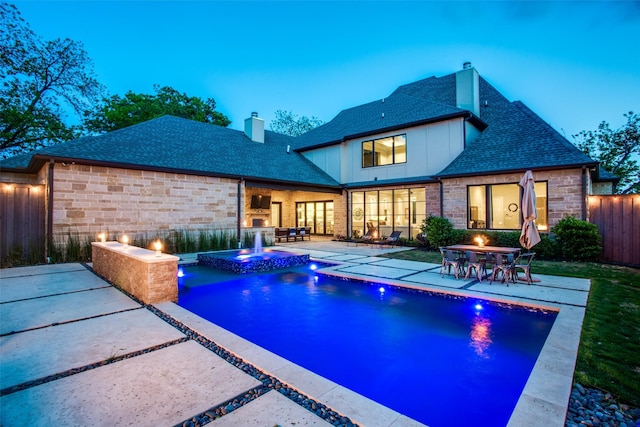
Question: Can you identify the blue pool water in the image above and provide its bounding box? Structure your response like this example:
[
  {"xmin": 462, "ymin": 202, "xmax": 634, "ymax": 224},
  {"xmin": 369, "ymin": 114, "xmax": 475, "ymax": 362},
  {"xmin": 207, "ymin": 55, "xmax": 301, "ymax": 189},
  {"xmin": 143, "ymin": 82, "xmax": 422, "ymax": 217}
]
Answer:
[{"xmin": 177, "ymin": 264, "xmax": 556, "ymax": 427}]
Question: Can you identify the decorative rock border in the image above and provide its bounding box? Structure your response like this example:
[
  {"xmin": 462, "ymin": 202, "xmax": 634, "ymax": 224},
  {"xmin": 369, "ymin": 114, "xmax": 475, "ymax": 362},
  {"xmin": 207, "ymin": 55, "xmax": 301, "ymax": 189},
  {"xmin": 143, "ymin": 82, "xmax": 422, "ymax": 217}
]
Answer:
[
  {"xmin": 146, "ymin": 305, "xmax": 358, "ymax": 427},
  {"xmin": 566, "ymin": 383, "xmax": 639, "ymax": 427}
]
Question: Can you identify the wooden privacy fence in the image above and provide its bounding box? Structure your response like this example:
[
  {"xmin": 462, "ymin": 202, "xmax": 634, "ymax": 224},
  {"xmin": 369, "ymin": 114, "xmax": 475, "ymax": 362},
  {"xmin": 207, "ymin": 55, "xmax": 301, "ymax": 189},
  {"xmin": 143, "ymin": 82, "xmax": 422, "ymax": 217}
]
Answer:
[
  {"xmin": 0, "ymin": 184, "xmax": 46, "ymax": 264},
  {"xmin": 589, "ymin": 194, "xmax": 640, "ymax": 266}
]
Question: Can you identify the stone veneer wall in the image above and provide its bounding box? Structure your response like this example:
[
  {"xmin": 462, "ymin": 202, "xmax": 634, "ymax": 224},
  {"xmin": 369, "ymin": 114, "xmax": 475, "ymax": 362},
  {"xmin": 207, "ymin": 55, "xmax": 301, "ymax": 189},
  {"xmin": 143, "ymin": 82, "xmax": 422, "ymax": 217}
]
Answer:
[
  {"xmin": 51, "ymin": 163, "xmax": 239, "ymax": 238},
  {"xmin": 92, "ymin": 242, "xmax": 179, "ymax": 304},
  {"xmin": 441, "ymin": 169, "xmax": 587, "ymax": 230},
  {"xmin": 425, "ymin": 183, "xmax": 441, "ymax": 217}
]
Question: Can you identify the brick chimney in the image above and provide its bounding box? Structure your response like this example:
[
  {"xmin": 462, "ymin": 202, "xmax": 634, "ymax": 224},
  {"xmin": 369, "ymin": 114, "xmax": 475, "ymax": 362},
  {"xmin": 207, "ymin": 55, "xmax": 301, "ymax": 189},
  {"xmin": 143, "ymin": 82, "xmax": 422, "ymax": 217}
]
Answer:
[
  {"xmin": 244, "ymin": 112, "xmax": 265, "ymax": 143},
  {"xmin": 456, "ymin": 62, "xmax": 480, "ymax": 117}
]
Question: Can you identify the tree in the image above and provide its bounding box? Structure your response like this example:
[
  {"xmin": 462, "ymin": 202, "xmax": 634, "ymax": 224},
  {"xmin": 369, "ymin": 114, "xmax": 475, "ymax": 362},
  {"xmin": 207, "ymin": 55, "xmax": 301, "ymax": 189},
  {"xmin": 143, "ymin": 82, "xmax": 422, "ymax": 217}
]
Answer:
[
  {"xmin": 573, "ymin": 111, "xmax": 640, "ymax": 194},
  {"xmin": 0, "ymin": 3, "xmax": 104, "ymax": 158},
  {"xmin": 269, "ymin": 110, "xmax": 324, "ymax": 137},
  {"xmin": 82, "ymin": 85, "xmax": 231, "ymax": 133}
]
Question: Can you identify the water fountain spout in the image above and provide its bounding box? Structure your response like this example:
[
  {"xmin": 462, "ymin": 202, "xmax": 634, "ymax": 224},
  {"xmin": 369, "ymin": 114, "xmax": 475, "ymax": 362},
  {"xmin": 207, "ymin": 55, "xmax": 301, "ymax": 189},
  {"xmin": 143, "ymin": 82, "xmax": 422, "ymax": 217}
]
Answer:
[{"xmin": 254, "ymin": 232, "xmax": 263, "ymax": 255}]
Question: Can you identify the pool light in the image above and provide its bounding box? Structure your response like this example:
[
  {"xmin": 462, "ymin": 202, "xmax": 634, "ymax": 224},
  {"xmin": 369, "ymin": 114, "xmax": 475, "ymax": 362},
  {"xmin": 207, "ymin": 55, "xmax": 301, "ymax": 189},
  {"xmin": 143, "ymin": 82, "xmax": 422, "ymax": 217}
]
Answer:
[
  {"xmin": 379, "ymin": 287, "xmax": 385, "ymax": 293},
  {"xmin": 310, "ymin": 263, "xmax": 317, "ymax": 271},
  {"xmin": 177, "ymin": 268, "xmax": 184, "ymax": 278},
  {"xmin": 475, "ymin": 303, "xmax": 483, "ymax": 311}
]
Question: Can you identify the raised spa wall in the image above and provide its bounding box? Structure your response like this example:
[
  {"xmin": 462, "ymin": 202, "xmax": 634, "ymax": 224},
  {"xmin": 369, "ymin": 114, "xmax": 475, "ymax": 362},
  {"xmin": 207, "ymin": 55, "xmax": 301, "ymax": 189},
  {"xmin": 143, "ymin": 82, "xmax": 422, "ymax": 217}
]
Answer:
[{"xmin": 91, "ymin": 241, "xmax": 179, "ymax": 304}]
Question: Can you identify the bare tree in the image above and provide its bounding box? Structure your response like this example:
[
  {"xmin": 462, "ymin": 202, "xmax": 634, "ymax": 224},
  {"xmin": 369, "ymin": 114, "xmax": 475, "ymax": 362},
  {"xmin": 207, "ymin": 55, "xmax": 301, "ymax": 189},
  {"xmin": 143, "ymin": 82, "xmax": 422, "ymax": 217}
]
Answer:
[{"xmin": 270, "ymin": 110, "xmax": 324, "ymax": 137}]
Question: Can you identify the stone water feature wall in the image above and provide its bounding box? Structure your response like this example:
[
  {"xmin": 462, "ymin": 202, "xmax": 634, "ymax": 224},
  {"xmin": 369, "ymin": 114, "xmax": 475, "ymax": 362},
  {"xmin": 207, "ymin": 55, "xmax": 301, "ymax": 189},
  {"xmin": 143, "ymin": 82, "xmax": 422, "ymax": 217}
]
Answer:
[{"xmin": 92, "ymin": 241, "xmax": 179, "ymax": 304}]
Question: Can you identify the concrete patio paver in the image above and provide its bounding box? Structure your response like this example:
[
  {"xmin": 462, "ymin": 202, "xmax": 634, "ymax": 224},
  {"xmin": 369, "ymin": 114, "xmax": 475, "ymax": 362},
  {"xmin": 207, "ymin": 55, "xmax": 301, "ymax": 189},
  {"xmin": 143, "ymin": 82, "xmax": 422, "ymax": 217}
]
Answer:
[
  {"xmin": 0, "ymin": 268, "xmax": 110, "ymax": 302},
  {"xmin": 209, "ymin": 386, "xmax": 332, "ymax": 426},
  {"xmin": 0, "ymin": 286, "xmax": 141, "ymax": 335},
  {"xmin": 368, "ymin": 258, "xmax": 439, "ymax": 271},
  {"xmin": 337, "ymin": 264, "xmax": 418, "ymax": 279},
  {"xmin": 1, "ymin": 308, "xmax": 185, "ymax": 389},
  {"xmin": 0, "ymin": 263, "xmax": 86, "ymax": 278},
  {"xmin": 389, "ymin": 269, "xmax": 474, "ymax": 289},
  {"xmin": 0, "ymin": 341, "xmax": 261, "ymax": 427},
  {"xmin": 468, "ymin": 281, "xmax": 589, "ymax": 306}
]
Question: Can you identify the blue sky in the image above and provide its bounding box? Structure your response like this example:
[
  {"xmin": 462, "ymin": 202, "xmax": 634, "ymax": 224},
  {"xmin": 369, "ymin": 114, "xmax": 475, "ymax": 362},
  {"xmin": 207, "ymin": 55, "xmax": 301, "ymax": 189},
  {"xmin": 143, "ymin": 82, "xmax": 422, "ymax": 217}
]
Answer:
[{"xmin": 13, "ymin": 1, "xmax": 640, "ymax": 140}]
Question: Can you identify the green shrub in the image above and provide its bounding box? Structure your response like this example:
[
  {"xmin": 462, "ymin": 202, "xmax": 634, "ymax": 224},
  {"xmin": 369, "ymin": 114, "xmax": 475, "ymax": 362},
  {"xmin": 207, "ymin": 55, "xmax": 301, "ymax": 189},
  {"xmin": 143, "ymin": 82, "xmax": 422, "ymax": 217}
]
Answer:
[
  {"xmin": 531, "ymin": 234, "xmax": 559, "ymax": 260},
  {"xmin": 552, "ymin": 216, "xmax": 602, "ymax": 261},
  {"xmin": 243, "ymin": 231, "xmax": 255, "ymax": 248},
  {"xmin": 421, "ymin": 215, "xmax": 458, "ymax": 248}
]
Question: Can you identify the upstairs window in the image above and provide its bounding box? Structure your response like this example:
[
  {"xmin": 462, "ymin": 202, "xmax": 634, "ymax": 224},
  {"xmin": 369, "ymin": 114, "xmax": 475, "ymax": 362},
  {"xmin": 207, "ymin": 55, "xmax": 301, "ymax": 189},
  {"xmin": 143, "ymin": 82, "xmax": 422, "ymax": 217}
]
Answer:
[{"xmin": 362, "ymin": 134, "xmax": 407, "ymax": 168}]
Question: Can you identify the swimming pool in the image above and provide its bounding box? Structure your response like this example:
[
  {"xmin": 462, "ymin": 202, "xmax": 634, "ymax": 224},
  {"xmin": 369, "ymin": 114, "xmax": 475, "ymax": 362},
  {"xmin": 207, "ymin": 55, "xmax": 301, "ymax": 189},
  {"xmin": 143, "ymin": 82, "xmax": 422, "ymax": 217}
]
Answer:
[{"xmin": 177, "ymin": 263, "xmax": 556, "ymax": 427}]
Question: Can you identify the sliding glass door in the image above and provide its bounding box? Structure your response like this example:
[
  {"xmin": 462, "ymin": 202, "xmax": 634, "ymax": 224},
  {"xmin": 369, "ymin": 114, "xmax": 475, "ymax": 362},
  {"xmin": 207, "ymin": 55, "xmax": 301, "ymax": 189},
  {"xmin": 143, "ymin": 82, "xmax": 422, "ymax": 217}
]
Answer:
[{"xmin": 295, "ymin": 201, "xmax": 334, "ymax": 235}]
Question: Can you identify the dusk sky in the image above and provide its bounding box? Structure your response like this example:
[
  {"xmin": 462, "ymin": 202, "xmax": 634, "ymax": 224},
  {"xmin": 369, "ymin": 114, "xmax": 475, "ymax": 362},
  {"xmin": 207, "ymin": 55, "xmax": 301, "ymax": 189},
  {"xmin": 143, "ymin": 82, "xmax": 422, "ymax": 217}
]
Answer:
[{"xmin": 12, "ymin": 1, "xmax": 640, "ymax": 141}]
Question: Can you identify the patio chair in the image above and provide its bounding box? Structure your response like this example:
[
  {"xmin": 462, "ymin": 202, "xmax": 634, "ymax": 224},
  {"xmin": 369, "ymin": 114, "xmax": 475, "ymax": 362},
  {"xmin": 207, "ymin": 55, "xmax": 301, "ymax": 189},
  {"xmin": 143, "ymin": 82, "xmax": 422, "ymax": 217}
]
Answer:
[
  {"xmin": 513, "ymin": 252, "xmax": 535, "ymax": 284},
  {"xmin": 416, "ymin": 233, "xmax": 428, "ymax": 249},
  {"xmin": 489, "ymin": 253, "xmax": 515, "ymax": 286},
  {"xmin": 275, "ymin": 227, "xmax": 289, "ymax": 243},
  {"xmin": 287, "ymin": 227, "xmax": 298, "ymax": 242},
  {"xmin": 353, "ymin": 227, "xmax": 377, "ymax": 246},
  {"xmin": 464, "ymin": 250, "xmax": 486, "ymax": 281},
  {"xmin": 439, "ymin": 247, "xmax": 464, "ymax": 279},
  {"xmin": 372, "ymin": 231, "xmax": 402, "ymax": 248}
]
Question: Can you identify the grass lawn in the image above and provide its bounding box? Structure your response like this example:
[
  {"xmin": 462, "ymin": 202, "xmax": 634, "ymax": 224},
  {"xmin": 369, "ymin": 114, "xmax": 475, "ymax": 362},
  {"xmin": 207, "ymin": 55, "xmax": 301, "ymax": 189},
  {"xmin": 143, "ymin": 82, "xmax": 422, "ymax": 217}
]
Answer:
[{"xmin": 381, "ymin": 248, "xmax": 640, "ymax": 407}]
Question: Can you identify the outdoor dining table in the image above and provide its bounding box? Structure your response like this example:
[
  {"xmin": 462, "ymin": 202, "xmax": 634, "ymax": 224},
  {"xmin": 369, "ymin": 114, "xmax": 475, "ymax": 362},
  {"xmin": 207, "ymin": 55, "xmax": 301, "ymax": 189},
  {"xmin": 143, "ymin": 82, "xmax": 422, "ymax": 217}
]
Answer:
[
  {"xmin": 444, "ymin": 244, "xmax": 537, "ymax": 283},
  {"xmin": 444, "ymin": 244, "xmax": 522, "ymax": 256}
]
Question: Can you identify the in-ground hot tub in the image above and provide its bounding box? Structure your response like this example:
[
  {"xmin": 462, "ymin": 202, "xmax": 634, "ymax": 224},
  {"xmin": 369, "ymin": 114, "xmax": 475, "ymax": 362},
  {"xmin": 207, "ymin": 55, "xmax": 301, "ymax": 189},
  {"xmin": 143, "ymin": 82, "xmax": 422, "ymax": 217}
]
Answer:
[{"xmin": 197, "ymin": 249, "xmax": 309, "ymax": 274}]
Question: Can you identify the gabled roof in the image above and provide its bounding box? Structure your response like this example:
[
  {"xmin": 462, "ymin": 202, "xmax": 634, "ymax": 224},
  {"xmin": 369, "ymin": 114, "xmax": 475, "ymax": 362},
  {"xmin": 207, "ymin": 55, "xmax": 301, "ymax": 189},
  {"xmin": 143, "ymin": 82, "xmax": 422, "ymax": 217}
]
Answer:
[
  {"xmin": 1, "ymin": 116, "xmax": 340, "ymax": 188},
  {"xmin": 294, "ymin": 69, "xmax": 595, "ymax": 178},
  {"xmin": 436, "ymin": 78, "xmax": 597, "ymax": 177},
  {"xmin": 294, "ymin": 92, "xmax": 486, "ymax": 150}
]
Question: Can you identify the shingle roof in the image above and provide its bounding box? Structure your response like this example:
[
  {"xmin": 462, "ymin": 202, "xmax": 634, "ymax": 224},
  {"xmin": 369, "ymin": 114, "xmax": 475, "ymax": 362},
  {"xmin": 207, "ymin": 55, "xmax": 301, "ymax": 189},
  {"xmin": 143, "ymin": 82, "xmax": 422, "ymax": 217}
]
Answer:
[
  {"xmin": 294, "ymin": 92, "xmax": 478, "ymax": 150},
  {"xmin": 1, "ymin": 116, "xmax": 340, "ymax": 188},
  {"xmin": 436, "ymin": 78, "xmax": 596, "ymax": 177}
]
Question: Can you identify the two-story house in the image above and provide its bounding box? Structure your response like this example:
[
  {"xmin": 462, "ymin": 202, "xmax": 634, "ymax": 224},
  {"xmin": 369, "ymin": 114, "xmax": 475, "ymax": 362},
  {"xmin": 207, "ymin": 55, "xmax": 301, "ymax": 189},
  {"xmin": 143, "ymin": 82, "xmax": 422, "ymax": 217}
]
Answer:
[{"xmin": 0, "ymin": 64, "xmax": 610, "ymax": 251}]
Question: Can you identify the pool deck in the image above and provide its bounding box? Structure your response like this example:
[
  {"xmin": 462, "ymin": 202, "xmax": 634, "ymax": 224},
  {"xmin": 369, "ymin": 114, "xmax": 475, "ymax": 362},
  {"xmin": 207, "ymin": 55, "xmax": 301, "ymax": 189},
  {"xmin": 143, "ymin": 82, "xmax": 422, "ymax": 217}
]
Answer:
[{"xmin": 0, "ymin": 241, "xmax": 589, "ymax": 426}]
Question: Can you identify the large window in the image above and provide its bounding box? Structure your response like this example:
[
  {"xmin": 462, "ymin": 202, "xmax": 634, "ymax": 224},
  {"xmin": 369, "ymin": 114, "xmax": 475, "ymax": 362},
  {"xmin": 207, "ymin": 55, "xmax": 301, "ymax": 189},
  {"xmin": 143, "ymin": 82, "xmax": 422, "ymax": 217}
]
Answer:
[
  {"xmin": 350, "ymin": 188, "xmax": 425, "ymax": 239},
  {"xmin": 362, "ymin": 134, "xmax": 407, "ymax": 168},
  {"xmin": 468, "ymin": 182, "xmax": 548, "ymax": 231}
]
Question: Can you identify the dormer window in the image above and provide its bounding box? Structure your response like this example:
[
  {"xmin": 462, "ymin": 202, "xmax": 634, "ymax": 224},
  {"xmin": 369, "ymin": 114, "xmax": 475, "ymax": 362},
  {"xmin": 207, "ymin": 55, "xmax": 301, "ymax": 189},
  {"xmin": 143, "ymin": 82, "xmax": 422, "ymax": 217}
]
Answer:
[{"xmin": 362, "ymin": 134, "xmax": 407, "ymax": 168}]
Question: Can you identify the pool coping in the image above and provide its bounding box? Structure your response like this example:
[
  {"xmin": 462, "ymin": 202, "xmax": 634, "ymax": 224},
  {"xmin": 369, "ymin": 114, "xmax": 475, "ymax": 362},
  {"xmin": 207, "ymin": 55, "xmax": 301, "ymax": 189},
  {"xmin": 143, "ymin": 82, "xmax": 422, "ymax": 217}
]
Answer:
[{"xmin": 172, "ymin": 247, "xmax": 587, "ymax": 427}]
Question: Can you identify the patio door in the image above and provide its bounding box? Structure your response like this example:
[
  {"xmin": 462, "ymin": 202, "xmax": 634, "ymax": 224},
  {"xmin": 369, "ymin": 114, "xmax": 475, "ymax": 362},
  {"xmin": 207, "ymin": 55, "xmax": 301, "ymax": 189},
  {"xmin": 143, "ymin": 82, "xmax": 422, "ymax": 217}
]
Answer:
[
  {"xmin": 271, "ymin": 202, "xmax": 282, "ymax": 227},
  {"xmin": 295, "ymin": 201, "xmax": 334, "ymax": 235}
]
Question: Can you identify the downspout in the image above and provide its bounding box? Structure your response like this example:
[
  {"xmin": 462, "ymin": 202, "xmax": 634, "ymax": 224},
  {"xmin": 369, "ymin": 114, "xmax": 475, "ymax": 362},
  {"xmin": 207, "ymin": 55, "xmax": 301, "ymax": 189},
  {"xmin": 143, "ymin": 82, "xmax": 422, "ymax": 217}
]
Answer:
[
  {"xmin": 438, "ymin": 178, "xmax": 444, "ymax": 217},
  {"xmin": 581, "ymin": 166, "xmax": 587, "ymax": 220},
  {"xmin": 237, "ymin": 178, "xmax": 243, "ymax": 248},
  {"xmin": 345, "ymin": 189, "xmax": 350, "ymax": 237},
  {"xmin": 46, "ymin": 159, "xmax": 54, "ymax": 261}
]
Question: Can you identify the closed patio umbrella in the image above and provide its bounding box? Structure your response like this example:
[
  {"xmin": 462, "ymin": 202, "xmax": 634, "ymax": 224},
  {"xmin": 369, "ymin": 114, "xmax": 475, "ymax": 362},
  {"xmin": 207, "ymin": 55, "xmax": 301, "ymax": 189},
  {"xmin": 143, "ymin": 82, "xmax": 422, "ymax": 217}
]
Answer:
[{"xmin": 519, "ymin": 170, "xmax": 541, "ymax": 250}]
